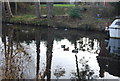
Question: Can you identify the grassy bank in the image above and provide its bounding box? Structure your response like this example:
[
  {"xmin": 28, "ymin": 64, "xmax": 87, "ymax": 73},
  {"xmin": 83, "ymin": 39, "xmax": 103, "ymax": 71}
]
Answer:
[
  {"xmin": 30, "ymin": 4, "xmax": 75, "ymax": 15},
  {"xmin": 42, "ymin": 4, "xmax": 76, "ymax": 7},
  {"xmin": 3, "ymin": 4, "xmax": 115, "ymax": 31},
  {"xmin": 9, "ymin": 15, "xmax": 48, "ymax": 26},
  {"xmin": 6, "ymin": 14, "xmax": 111, "ymax": 31}
]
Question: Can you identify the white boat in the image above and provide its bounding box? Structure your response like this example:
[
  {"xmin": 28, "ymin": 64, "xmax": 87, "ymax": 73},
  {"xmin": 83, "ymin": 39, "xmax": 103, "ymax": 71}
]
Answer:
[
  {"xmin": 108, "ymin": 38, "xmax": 120, "ymax": 56},
  {"xmin": 108, "ymin": 19, "xmax": 120, "ymax": 38}
]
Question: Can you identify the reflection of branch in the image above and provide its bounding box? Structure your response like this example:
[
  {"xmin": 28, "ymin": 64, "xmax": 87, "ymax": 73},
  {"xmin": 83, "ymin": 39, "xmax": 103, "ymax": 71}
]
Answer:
[
  {"xmin": 35, "ymin": 31, "xmax": 41, "ymax": 80},
  {"xmin": 16, "ymin": 43, "xmax": 29, "ymax": 55},
  {"xmin": 4, "ymin": 42, "xmax": 30, "ymax": 79},
  {"xmin": 71, "ymin": 56, "xmax": 96, "ymax": 80},
  {"xmin": 54, "ymin": 66, "xmax": 65, "ymax": 79},
  {"xmin": 41, "ymin": 69, "xmax": 47, "ymax": 79},
  {"xmin": 75, "ymin": 54, "xmax": 81, "ymax": 80},
  {"xmin": 41, "ymin": 33, "xmax": 54, "ymax": 80},
  {"xmin": 36, "ymin": 43, "xmax": 40, "ymax": 79},
  {"xmin": 4, "ymin": 29, "xmax": 31, "ymax": 79},
  {"xmin": 4, "ymin": 29, "xmax": 14, "ymax": 79},
  {"xmin": 11, "ymin": 43, "xmax": 29, "ymax": 58},
  {"xmin": 18, "ymin": 43, "xmax": 28, "ymax": 55}
]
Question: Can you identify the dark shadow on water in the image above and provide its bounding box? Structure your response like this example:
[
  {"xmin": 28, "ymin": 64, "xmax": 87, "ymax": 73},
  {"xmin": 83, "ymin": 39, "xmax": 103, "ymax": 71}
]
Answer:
[{"xmin": 97, "ymin": 38, "xmax": 120, "ymax": 78}]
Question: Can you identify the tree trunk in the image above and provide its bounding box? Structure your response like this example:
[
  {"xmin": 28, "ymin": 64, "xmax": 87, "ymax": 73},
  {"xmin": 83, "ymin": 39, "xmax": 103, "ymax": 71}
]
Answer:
[
  {"xmin": 0, "ymin": 1, "xmax": 2, "ymax": 23},
  {"xmin": 47, "ymin": 2, "xmax": 54, "ymax": 19},
  {"xmin": 15, "ymin": 2, "xmax": 17, "ymax": 15},
  {"xmin": 5, "ymin": 0, "xmax": 13, "ymax": 17},
  {"xmin": 75, "ymin": 0, "xmax": 79, "ymax": 7},
  {"xmin": 2, "ymin": 2, "xmax": 5, "ymax": 15},
  {"xmin": 35, "ymin": 2, "xmax": 41, "ymax": 18}
]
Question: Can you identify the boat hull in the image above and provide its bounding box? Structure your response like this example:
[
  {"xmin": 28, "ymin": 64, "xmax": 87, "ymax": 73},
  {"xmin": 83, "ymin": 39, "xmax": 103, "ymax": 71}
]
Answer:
[
  {"xmin": 109, "ymin": 28, "xmax": 120, "ymax": 38},
  {"xmin": 108, "ymin": 38, "xmax": 120, "ymax": 55}
]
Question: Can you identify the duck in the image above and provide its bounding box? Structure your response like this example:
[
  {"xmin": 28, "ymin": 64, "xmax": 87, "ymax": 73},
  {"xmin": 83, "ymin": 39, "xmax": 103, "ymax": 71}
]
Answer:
[
  {"xmin": 64, "ymin": 47, "xmax": 69, "ymax": 51},
  {"xmin": 72, "ymin": 49, "xmax": 78, "ymax": 53},
  {"xmin": 61, "ymin": 45, "xmax": 65, "ymax": 48}
]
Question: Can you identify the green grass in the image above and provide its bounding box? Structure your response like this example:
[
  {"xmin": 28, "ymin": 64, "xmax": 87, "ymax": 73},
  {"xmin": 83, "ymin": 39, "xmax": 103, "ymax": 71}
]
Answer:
[
  {"xmin": 29, "ymin": 4, "xmax": 75, "ymax": 16},
  {"xmin": 10, "ymin": 15, "xmax": 37, "ymax": 22},
  {"xmin": 54, "ymin": 4, "xmax": 75, "ymax": 7},
  {"xmin": 40, "ymin": 4, "xmax": 75, "ymax": 7},
  {"xmin": 10, "ymin": 14, "xmax": 49, "ymax": 25}
]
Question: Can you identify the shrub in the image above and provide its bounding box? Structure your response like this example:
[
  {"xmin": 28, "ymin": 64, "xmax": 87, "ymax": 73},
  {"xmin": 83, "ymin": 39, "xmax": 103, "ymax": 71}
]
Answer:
[
  {"xmin": 111, "ymin": 1, "xmax": 120, "ymax": 15},
  {"xmin": 69, "ymin": 7, "xmax": 81, "ymax": 18}
]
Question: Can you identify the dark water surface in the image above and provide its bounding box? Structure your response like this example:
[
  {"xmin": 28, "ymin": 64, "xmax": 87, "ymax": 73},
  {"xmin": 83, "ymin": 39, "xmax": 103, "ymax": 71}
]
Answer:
[{"xmin": 0, "ymin": 24, "xmax": 120, "ymax": 80}]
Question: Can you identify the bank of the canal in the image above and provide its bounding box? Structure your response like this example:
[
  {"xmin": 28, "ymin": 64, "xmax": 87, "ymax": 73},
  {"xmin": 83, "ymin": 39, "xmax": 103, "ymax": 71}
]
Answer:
[
  {"xmin": 3, "ymin": 15, "xmax": 114, "ymax": 32},
  {"xmin": 2, "ymin": 6, "xmax": 115, "ymax": 32}
]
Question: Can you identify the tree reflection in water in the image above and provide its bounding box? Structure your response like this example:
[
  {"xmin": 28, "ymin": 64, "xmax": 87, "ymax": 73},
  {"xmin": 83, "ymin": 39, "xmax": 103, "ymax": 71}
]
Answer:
[
  {"xmin": 3, "ymin": 28, "xmax": 33, "ymax": 79},
  {"xmin": 44, "ymin": 28, "xmax": 54, "ymax": 81},
  {"xmin": 2, "ymin": 27, "xmax": 25, "ymax": 79},
  {"xmin": 54, "ymin": 66, "xmax": 65, "ymax": 80},
  {"xmin": 4, "ymin": 28, "xmax": 14, "ymax": 79},
  {"xmin": 2, "ymin": 24, "xmax": 116, "ymax": 80},
  {"xmin": 78, "ymin": 38, "xmax": 100, "ymax": 54},
  {"xmin": 70, "ymin": 38, "xmax": 99, "ymax": 81},
  {"xmin": 35, "ymin": 30, "xmax": 41, "ymax": 79},
  {"xmin": 1, "ymin": 27, "xmax": 100, "ymax": 80},
  {"xmin": 38, "ymin": 28, "xmax": 54, "ymax": 81},
  {"xmin": 1, "ymin": 26, "xmax": 55, "ymax": 80},
  {"xmin": 70, "ymin": 55, "xmax": 98, "ymax": 81}
]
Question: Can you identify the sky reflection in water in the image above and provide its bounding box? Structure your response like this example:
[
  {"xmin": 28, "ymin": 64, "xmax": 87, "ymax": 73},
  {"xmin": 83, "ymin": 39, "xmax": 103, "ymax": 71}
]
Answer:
[{"xmin": 0, "ymin": 25, "xmax": 120, "ymax": 80}]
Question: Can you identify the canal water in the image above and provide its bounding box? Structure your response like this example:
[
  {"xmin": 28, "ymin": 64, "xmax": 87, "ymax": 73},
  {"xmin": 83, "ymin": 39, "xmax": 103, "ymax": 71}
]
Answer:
[{"xmin": 0, "ymin": 24, "xmax": 120, "ymax": 80}]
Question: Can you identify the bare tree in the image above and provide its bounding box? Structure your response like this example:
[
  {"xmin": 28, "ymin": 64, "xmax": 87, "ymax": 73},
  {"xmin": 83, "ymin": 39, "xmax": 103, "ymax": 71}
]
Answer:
[
  {"xmin": 5, "ymin": 0, "xmax": 13, "ymax": 18},
  {"xmin": 15, "ymin": 2, "xmax": 18, "ymax": 15},
  {"xmin": 47, "ymin": 2, "xmax": 54, "ymax": 19},
  {"xmin": 35, "ymin": 1, "xmax": 41, "ymax": 18},
  {"xmin": 2, "ymin": 2, "xmax": 6, "ymax": 17}
]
